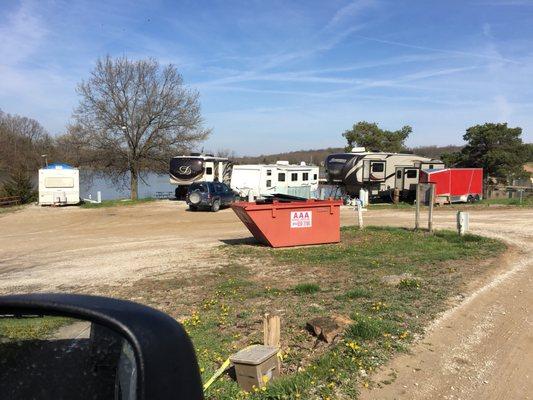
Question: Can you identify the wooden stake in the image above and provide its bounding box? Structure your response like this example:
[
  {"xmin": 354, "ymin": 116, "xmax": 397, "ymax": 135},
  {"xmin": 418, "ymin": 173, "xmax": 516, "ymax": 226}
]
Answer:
[
  {"xmin": 263, "ymin": 313, "xmax": 280, "ymax": 348},
  {"xmin": 428, "ymin": 184, "xmax": 435, "ymax": 233},
  {"xmin": 415, "ymin": 184, "xmax": 421, "ymax": 230}
]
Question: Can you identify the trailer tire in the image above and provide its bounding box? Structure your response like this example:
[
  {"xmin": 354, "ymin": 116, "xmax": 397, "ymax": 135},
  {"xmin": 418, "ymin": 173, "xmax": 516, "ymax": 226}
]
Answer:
[
  {"xmin": 467, "ymin": 195, "xmax": 475, "ymax": 203},
  {"xmin": 211, "ymin": 199, "xmax": 221, "ymax": 212}
]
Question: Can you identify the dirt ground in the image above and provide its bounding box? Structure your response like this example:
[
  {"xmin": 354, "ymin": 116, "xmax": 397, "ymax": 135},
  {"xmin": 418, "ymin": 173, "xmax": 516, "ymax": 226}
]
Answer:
[{"xmin": 0, "ymin": 201, "xmax": 532, "ymax": 399}]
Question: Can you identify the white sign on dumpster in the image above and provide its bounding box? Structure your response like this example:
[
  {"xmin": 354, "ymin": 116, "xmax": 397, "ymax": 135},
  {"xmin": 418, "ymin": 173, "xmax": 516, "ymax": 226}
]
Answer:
[{"xmin": 290, "ymin": 211, "xmax": 312, "ymax": 228}]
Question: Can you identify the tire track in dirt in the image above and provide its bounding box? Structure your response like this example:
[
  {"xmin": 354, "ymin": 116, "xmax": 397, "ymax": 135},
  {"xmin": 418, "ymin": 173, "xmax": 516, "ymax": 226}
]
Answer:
[{"xmin": 359, "ymin": 208, "xmax": 533, "ymax": 400}]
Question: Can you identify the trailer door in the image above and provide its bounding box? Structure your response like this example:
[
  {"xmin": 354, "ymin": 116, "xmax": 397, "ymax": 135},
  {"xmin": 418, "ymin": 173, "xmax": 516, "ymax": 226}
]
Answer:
[
  {"xmin": 403, "ymin": 168, "xmax": 419, "ymax": 190},
  {"xmin": 394, "ymin": 168, "xmax": 403, "ymax": 190}
]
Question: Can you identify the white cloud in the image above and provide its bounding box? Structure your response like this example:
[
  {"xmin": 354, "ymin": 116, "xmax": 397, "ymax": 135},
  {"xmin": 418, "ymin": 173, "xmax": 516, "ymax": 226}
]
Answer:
[
  {"xmin": 0, "ymin": 1, "xmax": 47, "ymax": 63},
  {"xmin": 326, "ymin": 0, "xmax": 378, "ymax": 30}
]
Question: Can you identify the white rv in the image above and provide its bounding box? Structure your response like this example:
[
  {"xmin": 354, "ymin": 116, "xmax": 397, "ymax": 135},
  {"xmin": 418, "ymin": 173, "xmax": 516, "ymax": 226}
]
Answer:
[
  {"xmin": 230, "ymin": 161, "xmax": 319, "ymax": 199},
  {"xmin": 38, "ymin": 163, "xmax": 80, "ymax": 206},
  {"xmin": 325, "ymin": 147, "xmax": 444, "ymax": 199},
  {"xmin": 169, "ymin": 153, "xmax": 232, "ymax": 198}
]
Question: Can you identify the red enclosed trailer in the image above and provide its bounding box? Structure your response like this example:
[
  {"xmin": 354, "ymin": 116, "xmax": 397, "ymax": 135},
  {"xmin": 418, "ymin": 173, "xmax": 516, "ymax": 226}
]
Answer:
[{"xmin": 419, "ymin": 168, "xmax": 483, "ymax": 203}]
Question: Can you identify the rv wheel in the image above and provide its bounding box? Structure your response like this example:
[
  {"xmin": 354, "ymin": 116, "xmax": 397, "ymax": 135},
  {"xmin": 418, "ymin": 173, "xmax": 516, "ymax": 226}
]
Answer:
[
  {"xmin": 211, "ymin": 199, "xmax": 221, "ymax": 212},
  {"xmin": 467, "ymin": 195, "xmax": 475, "ymax": 203}
]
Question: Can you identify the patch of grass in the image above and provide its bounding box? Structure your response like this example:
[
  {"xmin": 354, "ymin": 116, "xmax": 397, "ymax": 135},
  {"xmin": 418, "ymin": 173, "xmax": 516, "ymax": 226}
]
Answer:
[
  {"xmin": 0, "ymin": 316, "xmax": 72, "ymax": 341},
  {"xmin": 367, "ymin": 201, "xmax": 414, "ymax": 209},
  {"xmin": 347, "ymin": 316, "xmax": 400, "ymax": 340},
  {"xmin": 345, "ymin": 287, "xmax": 372, "ymax": 299},
  {"xmin": 293, "ymin": 283, "xmax": 320, "ymax": 294},
  {"xmin": 0, "ymin": 205, "xmax": 25, "ymax": 215},
  {"xmin": 478, "ymin": 196, "xmax": 533, "ymax": 207},
  {"xmin": 80, "ymin": 198, "xmax": 158, "ymax": 208},
  {"xmin": 267, "ymin": 226, "xmax": 505, "ymax": 272},
  {"xmin": 398, "ymin": 278, "xmax": 421, "ymax": 290},
  {"xmin": 101, "ymin": 226, "xmax": 507, "ymax": 399}
]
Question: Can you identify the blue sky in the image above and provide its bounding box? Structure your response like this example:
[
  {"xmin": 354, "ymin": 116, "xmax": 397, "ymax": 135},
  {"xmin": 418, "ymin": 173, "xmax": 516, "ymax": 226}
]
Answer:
[{"xmin": 1, "ymin": 0, "xmax": 532, "ymax": 155}]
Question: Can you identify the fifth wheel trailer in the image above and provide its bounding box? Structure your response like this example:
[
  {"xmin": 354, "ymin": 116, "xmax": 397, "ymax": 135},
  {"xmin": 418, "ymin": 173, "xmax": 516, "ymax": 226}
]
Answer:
[
  {"xmin": 419, "ymin": 168, "xmax": 483, "ymax": 203},
  {"xmin": 169, "ymin": 154, "xmax": 232, "ymax": 199},
  {"xmin": 325, "ymin": 147, "xmax": 444, "ymax": 200}
]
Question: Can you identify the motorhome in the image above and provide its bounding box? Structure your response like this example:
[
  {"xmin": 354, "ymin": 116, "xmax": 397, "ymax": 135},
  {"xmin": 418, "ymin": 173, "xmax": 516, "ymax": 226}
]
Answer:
[
  {"xmin": 38, "ymin": 163, "xmax": 80, "ymax": 206},
  {"xmin": 169, "ymin": 153, "xmax": 232, "ymax": 198},
  {"xmin": 230, "ymin": 161, "xmax": 319, "ymax": 199},
  {"xmin": 325, "ymin": 147, "xmax": 444, "ymax": 199}
]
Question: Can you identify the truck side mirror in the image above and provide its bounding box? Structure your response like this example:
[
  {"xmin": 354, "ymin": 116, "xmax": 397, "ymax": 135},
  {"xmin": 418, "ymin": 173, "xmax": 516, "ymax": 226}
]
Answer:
[{"xmin": 0, "ymin": 294, "xmax": 204, "ymax": 400}]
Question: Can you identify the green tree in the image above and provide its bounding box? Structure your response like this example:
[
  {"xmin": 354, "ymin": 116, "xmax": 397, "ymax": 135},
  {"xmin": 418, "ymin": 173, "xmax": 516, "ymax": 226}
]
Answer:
[
  {"xmin": 0, "ymin": 110, "xmax": 53, "ymax": 203},
  {"xmin": 446, "ymin": 123, "xmax": 529, "ymax": 184},
  {"xmin": 342, "ymin": 121, "xmax": 412, "ymax": 152}
]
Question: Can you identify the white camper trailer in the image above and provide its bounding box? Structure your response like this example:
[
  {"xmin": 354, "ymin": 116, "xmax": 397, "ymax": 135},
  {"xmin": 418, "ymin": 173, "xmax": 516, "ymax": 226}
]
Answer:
[
  {"xmin": 169, "ymin": 153, "xmax": 232, "ymax": 198},
  {"xmin": 38, "ymin": 164, "xmax": 80, "ymax": 206},
  {"xmin": 325, "ymin": 148, "xmax": 444, "ymax": 199},
  {"xmin": 230, "ymin": 161, "xmax": 319, "ymax": 199}
]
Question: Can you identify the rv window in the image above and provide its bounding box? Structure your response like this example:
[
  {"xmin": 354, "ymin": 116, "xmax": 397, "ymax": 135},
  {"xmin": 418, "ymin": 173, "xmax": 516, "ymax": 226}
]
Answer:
[
  {"xmin": 291, "ymin": 173, "xmax": 298, "ymax": 181},
  {"xmin": 396, "ymin": 170, "xmax": 402, "ymax": 179},
  {"xmin": 302, "ymin": 173, "xmax": 309, "ymax": 181},
  {"xmin": 266, "ymin": 169, "xmax": 272, "ymax": 176},
  {"xmin": 278, "ymin": 173, "xmax": 285, "ymax": 182},
  {"xmin": 429, "ymin": 164, "xmax": 434, "ymax": 169},
  {"xmin": 313, "ymin": 174, "xmax": 317, "ymax": 180},
  {"xmin": 205, "ymin": 167, "xmax": 213, "ymax": 175},
  {"xmin": 406, "ymin": 169, "xmax": 417, "ymax": 178},
  {"xmin": 266, "ymin": 180, "xmax": 272, "ymax": 188},
  {"xmin": 45, "ymin": 177, "xmax": 74, "ymax": 188},
  {"xmin": 371, "ymin": 163, "xmax": 384, "ymax": 172}
]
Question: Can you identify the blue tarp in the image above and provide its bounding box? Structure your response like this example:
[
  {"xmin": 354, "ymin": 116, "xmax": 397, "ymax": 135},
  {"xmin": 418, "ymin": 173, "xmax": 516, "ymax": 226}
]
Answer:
[{"xmin": 45, "ymin": 163, "xmax": 74, "ymax": 170}]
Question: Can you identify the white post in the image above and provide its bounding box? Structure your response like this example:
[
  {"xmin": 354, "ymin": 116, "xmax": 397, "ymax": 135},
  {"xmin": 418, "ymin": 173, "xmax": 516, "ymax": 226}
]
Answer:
[
  {"xmin": 428, "ymin": 184, "xmax": 435, "ymax": 233},
  {"xmin": 415, "ymin": 184, "xmax": 421, "ymax": 230},
  {"xmin": 356, "ymin": 200, "xmax": 364, "ymax": 229},
  {"xmin": 97, "ymin": 191, "xmax": 102, "ymax": 203},
  {"xmin": 457, "ymin": 211, "xmax": 469, "ymax": 236}
]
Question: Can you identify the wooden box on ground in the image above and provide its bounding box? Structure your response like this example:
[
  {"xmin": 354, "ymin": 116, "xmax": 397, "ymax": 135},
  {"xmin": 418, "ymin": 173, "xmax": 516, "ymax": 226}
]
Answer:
[{"xmin": 229, "ymin": 345, "xmax": 280, "ymax": 392}]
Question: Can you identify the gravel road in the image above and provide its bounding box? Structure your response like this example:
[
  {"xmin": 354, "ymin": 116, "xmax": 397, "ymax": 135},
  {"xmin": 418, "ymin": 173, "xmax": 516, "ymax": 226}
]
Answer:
[{"xmin": 1, "ymin": 202, "xmax": 531, "ymax": 399}]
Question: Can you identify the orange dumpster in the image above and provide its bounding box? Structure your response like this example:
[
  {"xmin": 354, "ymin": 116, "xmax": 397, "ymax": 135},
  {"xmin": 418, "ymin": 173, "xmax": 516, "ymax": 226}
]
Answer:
[{"xmin": 231, "ymin": 199, "xmax": 343, "ymax": 248}]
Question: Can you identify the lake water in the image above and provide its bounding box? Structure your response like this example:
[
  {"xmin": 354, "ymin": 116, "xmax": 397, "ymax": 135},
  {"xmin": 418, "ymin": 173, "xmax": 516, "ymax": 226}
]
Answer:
[
  {"xmin": 80, "ymin": 172, "xmax": 175, "ymax": 200},
  {"xmin": 79, "ymin": 172, "xmax": 343, "ymax": 201}
]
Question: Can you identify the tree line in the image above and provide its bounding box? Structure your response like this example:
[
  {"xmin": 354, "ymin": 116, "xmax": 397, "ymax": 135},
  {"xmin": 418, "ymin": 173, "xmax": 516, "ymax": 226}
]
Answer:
[
  {"xmin": 343, "ymin": 121, "xmax": 532, "ymax": 184},
  {"xmin": 1, "ymin": 55, "xmax": 531, "ymax": 203}
]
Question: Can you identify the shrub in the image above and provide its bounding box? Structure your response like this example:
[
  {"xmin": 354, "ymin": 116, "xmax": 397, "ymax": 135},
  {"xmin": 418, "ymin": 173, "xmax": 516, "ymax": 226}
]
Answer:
[
  {"xmin": 345, "ymin": 287, "xmax": 372, "ymax": 299},
  {"xmin": 293, "ymin": 283, "xmax": 320, "ymax": 294},
  {"xmin": 346, "ymin": 316, "xmax": 398, "ymax": 340},
  {"xmin": 398, "ymin": 278, "xmax": 421, "ymax": 290},
  {"xmin": 2, "ymin": 173, "xmax": 37, "ymax": 203}
]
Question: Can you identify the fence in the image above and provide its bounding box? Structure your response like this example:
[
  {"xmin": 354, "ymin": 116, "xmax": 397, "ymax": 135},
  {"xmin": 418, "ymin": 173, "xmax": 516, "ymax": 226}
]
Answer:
[
  {"xmin": 485, "ymin": 186, "xmax": 532, "ymax": 199},
  {"xmin": 0, "ymin": 196, "xmax": 21, "ymax": 207}
]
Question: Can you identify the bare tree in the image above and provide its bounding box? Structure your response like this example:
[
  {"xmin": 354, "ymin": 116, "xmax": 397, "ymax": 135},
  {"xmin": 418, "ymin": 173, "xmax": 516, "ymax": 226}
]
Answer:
[
  {"xmin": 72, "ymin": 56, "xmax": 210, "ymax": 199},
  {"xmin": 215, "ymin": 148, "xmax": 237, "ymax": 159}
]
